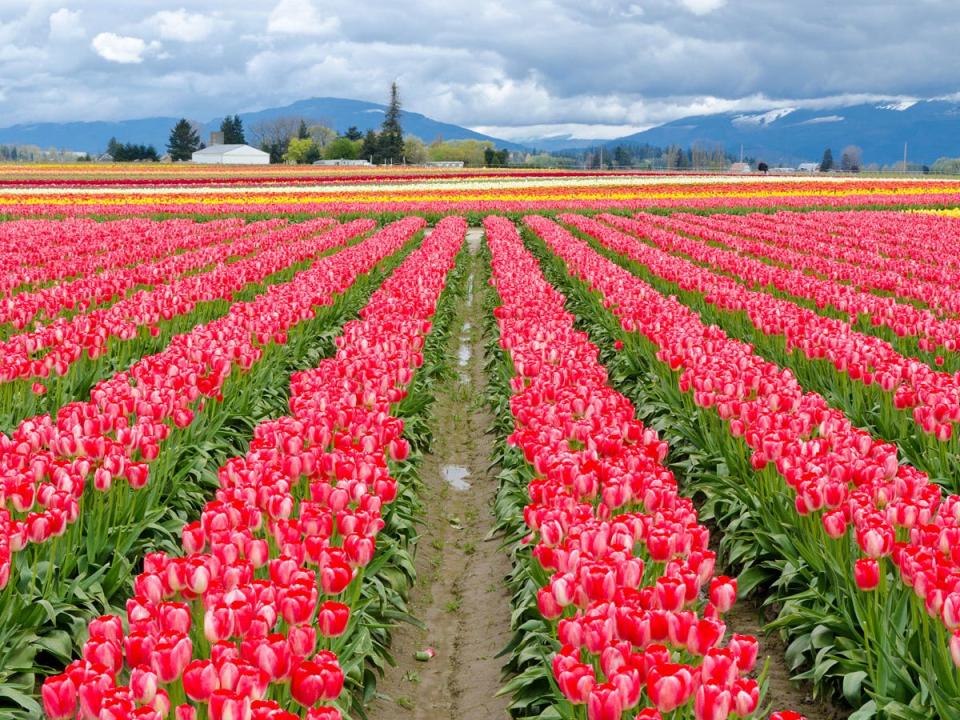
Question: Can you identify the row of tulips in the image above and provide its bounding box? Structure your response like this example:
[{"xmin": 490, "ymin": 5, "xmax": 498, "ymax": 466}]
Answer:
[
  {"xmin": 484, "ymin": 215, "xmax": 805, "ymax": 720},
  {"xmin": 661, "ymin": 212, "xmax": 960, "ymax": 315},
  {"xmin": 4, "ymin": 189, "xmax": 960, "ymax": 219},
  {"xmin": 0, "ymin": 216, "xmax": 422, "ymax": 588},
  {"xmin": 0, "ymin": 219, "xmax": 430, "ymax": 719},
  {"xmin": 0, "ymin": 217, "xmax": 352, "ymax": 388},
  {"xmin": 0, "ymin": 221, "xmax": 377, "ymax": 439},
  {"xmin": 0, "ymin": 170, "xmax": 600, "ymax": 188},
  {"xmin": 39, "ymin": 215, "xmax": 466, "ymax": 720},
  {"xmin": 608, "ymin": 213, "xmax": 960, "ymax": 361},
  {"xmin": 559, "ymin": 213, "xmax": 960, "ymax": 486},
  {"xmin": 0, "ymin": 218, "xmax": 296, "ymax": 331},
  {"xmin": 0, "ymin": 218, "xmax": 430, "ymax": 717},
  {"xmin": 523, "ymin": 215, "xmax": 960, "ymax": 718},
  {"xmin": 0, "ymin": 218, "xmax": 253, "ymax": 297},
  {"xmin": 738, "ymin": 210, "xmax": 960, "ymax": 275}
]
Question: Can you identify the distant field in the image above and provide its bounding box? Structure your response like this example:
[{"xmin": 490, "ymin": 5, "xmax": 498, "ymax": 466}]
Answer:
[{"xmin": 3, "ymin": 166, "xmax": 960, "ymax": 720}]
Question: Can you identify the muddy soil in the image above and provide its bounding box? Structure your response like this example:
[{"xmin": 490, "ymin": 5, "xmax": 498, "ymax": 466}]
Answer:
[
  {"xmin": 369, "ymin": 227, "xmax": 513, "ymax": 719},
  {"xmin": 724, "ymin": 599, "xmax": 850, "ymax": 719}
]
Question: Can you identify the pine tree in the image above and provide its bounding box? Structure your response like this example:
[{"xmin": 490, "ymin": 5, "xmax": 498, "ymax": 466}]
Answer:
[
  {"xmin": 221, "ymin": 115, "xmax": 246, "ymax": 144},
  {"xmin": 378, "ymin": 82, "xmax": 404, "ymax": 164},
  {"xmin": 344, "ymin": 126, "xmax": 363, "ymax": 141},
  {"xmin": 167, "ymin": 119, "xmax": 201, "ymax": 161},
  {"xmin": 820, "ymin": 147, "xmax": 834, "ymax": 172},
  {"xmin": 297, "ymin": 120, "xmax": 310, "ymax": 139}
]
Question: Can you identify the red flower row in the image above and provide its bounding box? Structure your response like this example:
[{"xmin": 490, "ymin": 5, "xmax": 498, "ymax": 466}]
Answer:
[
  {"xmin": 524, "ymin": 215, "xmax": 960, "ymax": 688},
  {"xmin": 568, "ymin": 213, "xmax": 960, "ymax": 441},
  {"xmin": 0, "ymin": 218, "xmax": 362, "ymax": 386},
  {"xmin": 0, "ymin": 218, "xmax": 295, "ymax": 329},
  {"xmin": 40, "ymin": 215, "xmax": 465, "ymax": 720},
  {"xmin": 0, "ymin": 218, "xmax": 256, "ymax": 297},
  {"xmin": 486, "ymin": 215, "xmax": 801, "ymax": 720},
  {"xmin": 655, "ymin": 211, "xmax": 960, "ymax": 318},
  {"xmin": 0, "ymin": 217, "xmax": 424, "ymax": 588}
]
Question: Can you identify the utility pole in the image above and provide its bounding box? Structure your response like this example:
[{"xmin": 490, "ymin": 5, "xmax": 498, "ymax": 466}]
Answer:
[
  {"xmin": 599, "ymin": 145, "xmax": 603, "ymax": 169},
  {"xmin": 739, "ymin": 143, "xmax": 744, "ymax": 163},
  {"xmin": 903, "ymin": 142, "xmax": 908, "ymax": 173}
]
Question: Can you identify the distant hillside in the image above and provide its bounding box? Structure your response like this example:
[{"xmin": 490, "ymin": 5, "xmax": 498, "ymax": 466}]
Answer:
[
  {"xmin": 600, "ymin": 100, "xmax": 960, "ymax": 165},
  {"xmin": 0, "ymin": 97, "xmax": 524, "ymax": 154}
]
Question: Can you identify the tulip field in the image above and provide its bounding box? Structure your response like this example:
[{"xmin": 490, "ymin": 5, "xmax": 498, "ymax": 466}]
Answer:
[{"xmin": 3, "ymin": 167, "xmax": 960, "ymax": 720}]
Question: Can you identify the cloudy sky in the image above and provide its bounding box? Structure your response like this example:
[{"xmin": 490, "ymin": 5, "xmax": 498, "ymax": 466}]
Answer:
[{"xmin": 0, "ymin": 0, "xmax": 956, "ymax": 139}]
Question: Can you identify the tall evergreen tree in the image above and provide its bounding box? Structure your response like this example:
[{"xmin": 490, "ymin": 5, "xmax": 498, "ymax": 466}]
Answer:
[
  {"xmin": 297, "ymin": 119, "xmax": 310, "ymax": 139},
  {"xmin": 820, "ymin": 147, "xmax": 834, "ymax": 172},
  {"xmin": 378, "ymin": 82, "xmax": 404, "ymax": 164},
  {"xmin": 344, "ymin": 126, "xmax": 363, "ymax": 141},
  {"xmin": 167, "ymin": 119, "xmax": 201, "ymax": 161}
]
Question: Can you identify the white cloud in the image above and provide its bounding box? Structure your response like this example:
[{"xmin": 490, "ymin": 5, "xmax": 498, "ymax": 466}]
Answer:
[
  {"xmin": 49, "ymin": 8, "xmax": 84, "ymax": 40},
  {"xmin": 150, "ymin": 10, "xmax": 222, "ymax": 42},
  {"xmin": 91, "ymin": 32, "xmax": 149, "ymax": 63},
  {"xmin": 678, "ymin": 0, "xmax": 726, "ymax": 14},
  {"xmin": 267, "ymin": 0, "xmax": 340, "ymax": 35}
]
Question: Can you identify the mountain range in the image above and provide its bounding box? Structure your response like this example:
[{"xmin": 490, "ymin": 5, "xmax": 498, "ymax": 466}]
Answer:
[
  {"xmin": 0, "ymin": 97, "xmax": 526, "ymax": 155},
  {"xmin": 0, "ymin": 97, "xmax": 959, "ymax": 165},
  {"xmin": 597, "ymin": 100, "xmax": 960, "ymax": 165}
]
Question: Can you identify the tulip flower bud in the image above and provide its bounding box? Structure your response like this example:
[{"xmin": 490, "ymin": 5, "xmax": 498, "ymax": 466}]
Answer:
[
  {"xmin": 709, "ymin": 576, "xmax": 737, "ymax": 613},
  {"xmin": 854, "ymin": 558, "xmax": 880, "ymax": 591},
  {"xmin": 586, "ymin": 682, "xmax": 623, "ymax": 720},
  {"xmin": 182, "ymin": 659, "xmax": 219, "ymax": 702},
  {"xmin": 41, "ymin": 674, "xmax": 77, "ymax": 720},
  {"xmin": 291, "ymin": 659, "xmax": 345, "ymax": 707},
  {"xmin": 129, "ymin": 665, "xmax": 159, "ymax": 704},
  {"xmin": 208, "ymin": 690, "xmax": 250, "ymax": 720},
  {"xmin": 317, "ymin": 601, "xmax": 350, "ymax": 637}
]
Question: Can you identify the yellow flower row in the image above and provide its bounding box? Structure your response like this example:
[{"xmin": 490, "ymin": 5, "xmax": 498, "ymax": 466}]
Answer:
[{"xmin": 2, "ymin": 185, "xmax": 960, "ymax": 206}]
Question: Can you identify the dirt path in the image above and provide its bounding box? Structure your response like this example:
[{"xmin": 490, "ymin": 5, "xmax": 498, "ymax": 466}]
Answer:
[
  {"xmin": 724, "ymin": 599, "xmax": 850, "ymax": 719},
  {"xmin": 369, "ymin": 227, "xmax": 513, "ymax": 719}
]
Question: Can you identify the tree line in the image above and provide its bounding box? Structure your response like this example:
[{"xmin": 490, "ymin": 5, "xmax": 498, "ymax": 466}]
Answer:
[{"xmin": 101, "ymin": 84, "xmax": 515, "ymax": 166}]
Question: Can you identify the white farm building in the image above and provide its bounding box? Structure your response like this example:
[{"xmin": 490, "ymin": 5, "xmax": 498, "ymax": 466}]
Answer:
[{"xmin": 192, "ymin": 144, "xmax": 269, "ymax": 165}]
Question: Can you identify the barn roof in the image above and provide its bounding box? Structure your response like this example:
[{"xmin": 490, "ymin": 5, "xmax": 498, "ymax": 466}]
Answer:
[{"xmin": 193, "ymin": 144, "xmax": 267, "ymax": 155}]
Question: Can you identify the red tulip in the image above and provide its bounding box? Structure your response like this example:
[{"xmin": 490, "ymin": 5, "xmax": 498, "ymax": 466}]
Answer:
[
  {"xmin": 646, "ymin": 663, "xmax": 694, "ymax": 713},
  {"xmin": 854, "ymin": 558, "xmax": 880, "ymax": 591},
  {"xmin": 319, "ymin": 558, "xmax": 354, "ymax": 595},
  {"xmin": 694, "ymin": 682, "xmax": 732, "ymax": 720},
  {"xmin": 731, "ymin": 678, "xmax": 759, "ymax": 717},
  {"xmin": 317, "ymin": 601, "xmax": 350, "ymax": 637},
  {"xmin": 208, "ymin": 690, "xmax": 249, "ymax": 720},
  {"xmin": 709, "ymin": 576, "xmax": 737, "ymax": 613},
  {"xmin": 586, "ymin": 682, "xmax": 623, "ymax": 720},
  {"xmin": 182, "ymin": 659, "xmax": 219, "ymax": 702},
  {"xmin": 41, "ymin": 674, "xmax": 77, "ymax": 720},
  {"xmin": 129, "ymin": 665, "xmax": 159, "ymax": 704},
  {"xmin": 290, "ymin": 659, "xmax": 345, "ymax": 707},
  {"xmin": 726, "ymin": 634, "xmax": 759, "ymax": 674}
]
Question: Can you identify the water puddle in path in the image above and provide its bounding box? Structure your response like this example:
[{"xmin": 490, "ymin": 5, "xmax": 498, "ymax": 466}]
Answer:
[
  {"xmin": 441, "ymin": 464, "xmax": 472, "ymax": 491},
  {"xmin": 458, "ymin": 343, "xmax": 471, "ymax": 366}
]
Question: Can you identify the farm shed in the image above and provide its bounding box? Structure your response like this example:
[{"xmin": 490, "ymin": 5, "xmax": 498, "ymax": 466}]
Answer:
[{"xmin": 192, "ymin": 144, "xmax": 269, "ymax": 165}]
